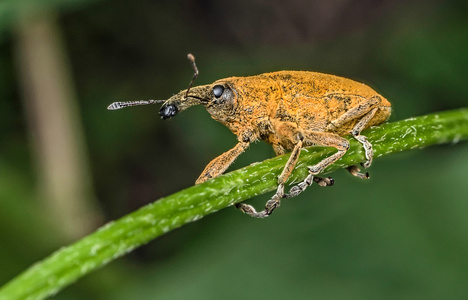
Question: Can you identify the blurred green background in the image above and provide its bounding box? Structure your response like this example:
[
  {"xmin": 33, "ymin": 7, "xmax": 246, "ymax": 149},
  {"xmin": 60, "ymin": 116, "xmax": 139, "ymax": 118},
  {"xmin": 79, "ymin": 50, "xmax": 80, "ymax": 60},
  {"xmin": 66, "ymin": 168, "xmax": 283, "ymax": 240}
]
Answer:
[{"xmin": 1, "ymin": 0, "xmax": 468, "ymax": 299}]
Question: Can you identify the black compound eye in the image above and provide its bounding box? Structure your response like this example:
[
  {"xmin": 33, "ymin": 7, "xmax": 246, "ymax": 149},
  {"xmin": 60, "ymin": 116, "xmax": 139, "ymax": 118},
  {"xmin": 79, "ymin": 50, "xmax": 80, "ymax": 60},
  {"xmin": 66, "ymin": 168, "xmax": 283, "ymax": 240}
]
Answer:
[{"xmin": 213, "ymin": 85, "xmax": 224, "ymax": 98}]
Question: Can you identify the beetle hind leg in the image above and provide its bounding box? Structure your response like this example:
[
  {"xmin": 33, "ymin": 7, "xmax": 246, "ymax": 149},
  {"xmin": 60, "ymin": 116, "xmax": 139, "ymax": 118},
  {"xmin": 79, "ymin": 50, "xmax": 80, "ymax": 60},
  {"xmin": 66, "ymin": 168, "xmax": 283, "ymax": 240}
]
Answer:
[
  {"xmin": 327, "ymin": 96, "xmax": 382, "ymax": 172},
  {"xmin": 347, "ymin": 165, "xmax": 369, "ymax": 179},
  {"xmin": 350, "ymin": 107, "xmax": 378, "ymax": 174}
]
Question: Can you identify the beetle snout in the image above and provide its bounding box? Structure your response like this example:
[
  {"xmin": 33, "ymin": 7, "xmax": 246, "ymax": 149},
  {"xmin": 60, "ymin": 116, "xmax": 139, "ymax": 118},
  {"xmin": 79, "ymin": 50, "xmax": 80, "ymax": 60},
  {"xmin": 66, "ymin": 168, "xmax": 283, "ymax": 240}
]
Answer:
[{"xmin": 159, "ymin": 104, "xmax": 178, "ymax": 120}]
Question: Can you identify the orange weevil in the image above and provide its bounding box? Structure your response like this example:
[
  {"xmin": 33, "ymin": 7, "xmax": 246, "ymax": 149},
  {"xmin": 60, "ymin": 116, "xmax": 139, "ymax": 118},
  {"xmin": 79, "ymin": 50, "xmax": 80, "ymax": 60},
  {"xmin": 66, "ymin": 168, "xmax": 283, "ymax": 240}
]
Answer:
[{"xmin": 108, "ymin": 54, "xmax": 391, "ymax": 218}]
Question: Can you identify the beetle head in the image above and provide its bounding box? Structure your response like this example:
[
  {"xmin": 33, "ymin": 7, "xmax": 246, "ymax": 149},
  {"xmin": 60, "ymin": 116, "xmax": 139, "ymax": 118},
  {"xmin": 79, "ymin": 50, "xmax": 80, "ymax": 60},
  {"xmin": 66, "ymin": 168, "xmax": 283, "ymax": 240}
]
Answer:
[{"xmin": 158, "ymin": 82, "xmax": 237, "ymax": 122}]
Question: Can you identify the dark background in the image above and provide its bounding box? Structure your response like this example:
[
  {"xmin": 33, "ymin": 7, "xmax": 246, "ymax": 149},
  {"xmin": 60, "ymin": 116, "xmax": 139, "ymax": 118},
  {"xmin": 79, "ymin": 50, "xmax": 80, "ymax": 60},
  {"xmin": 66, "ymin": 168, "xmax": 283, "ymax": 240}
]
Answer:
[{"xmin": 1, "ymin": 0, "xmax": 467, "ymax": 299}]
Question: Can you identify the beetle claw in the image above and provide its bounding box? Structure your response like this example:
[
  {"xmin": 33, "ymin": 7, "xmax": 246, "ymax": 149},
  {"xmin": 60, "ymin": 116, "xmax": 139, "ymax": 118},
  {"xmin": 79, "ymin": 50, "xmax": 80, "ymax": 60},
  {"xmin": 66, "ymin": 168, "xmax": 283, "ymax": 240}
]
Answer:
[{"xmin": 347, "ymin": 165, "xmax": 369, "ymax": 179}]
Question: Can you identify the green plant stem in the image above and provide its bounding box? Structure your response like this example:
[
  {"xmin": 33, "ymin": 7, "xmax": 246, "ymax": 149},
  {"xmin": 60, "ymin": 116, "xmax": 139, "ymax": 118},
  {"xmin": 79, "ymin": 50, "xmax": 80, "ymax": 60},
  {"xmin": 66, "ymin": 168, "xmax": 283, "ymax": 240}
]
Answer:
[{"xmin": 1, "ymin": 109, "xmax": 468, "ymax": 300}]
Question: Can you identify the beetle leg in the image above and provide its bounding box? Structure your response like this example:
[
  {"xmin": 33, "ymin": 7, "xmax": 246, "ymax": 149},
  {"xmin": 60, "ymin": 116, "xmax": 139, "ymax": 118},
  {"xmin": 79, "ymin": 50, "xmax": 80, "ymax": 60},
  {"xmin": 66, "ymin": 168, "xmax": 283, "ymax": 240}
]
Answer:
[
  {"xmin": 326, "ymin": 96, "xmax": 381, "ymax": 171},
  {"xmin": 236, "ymin": 140, "xmax": 304, "ymax": 218},
  {"xmin": 282, "ymin": 131, "xmax": 348, "ymax": 199},
  {"xmin": 305, "ymin": 131, "xmax": 350, "ymax": 174},
  {"xmin": 350, "ymin": 107, "xmax": 378, "ymax": 168},
  {"xmin": 283, "ymin": 133, "xmax": 348, "ymax": 200},
  {"xmin": 238, "ymin": 132, "xmax": 350, "ymax": 217},
  {"xmin": 283, "ymin": 175, "xmax": 334, "ymax": 199},
  {"xmin": 347, "ymin": 165, "xmax": 369, "ymax": 179},
  {"xmin": 326, "ymin": 96, "xmax": 380, "ymax": 131},
  {"xmin": 281, "ymin": 171, "xmax": 314, "ymax": 199},
  {"xmin": 236, "ymin": 184, "xmax": 285, "ymax": 218},
  {"xmin": 195, "ymin": 141, "xmax": 250, "ymax": 184},
  {"xmin": 314, "ymin": 176, "xmax": 335, "ymax": 187}
]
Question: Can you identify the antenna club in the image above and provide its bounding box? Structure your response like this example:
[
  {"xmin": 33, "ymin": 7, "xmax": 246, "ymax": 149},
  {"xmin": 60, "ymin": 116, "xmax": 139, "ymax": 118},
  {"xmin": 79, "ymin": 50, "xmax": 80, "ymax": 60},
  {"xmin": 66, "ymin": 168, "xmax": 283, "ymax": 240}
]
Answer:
[
  {"xmin": 107, "ymin": 102, "xmax": 124, "ymax": 110},
  {"xmin": 108, "ymin": 53, "xmax": 199, "ymax": 111}
]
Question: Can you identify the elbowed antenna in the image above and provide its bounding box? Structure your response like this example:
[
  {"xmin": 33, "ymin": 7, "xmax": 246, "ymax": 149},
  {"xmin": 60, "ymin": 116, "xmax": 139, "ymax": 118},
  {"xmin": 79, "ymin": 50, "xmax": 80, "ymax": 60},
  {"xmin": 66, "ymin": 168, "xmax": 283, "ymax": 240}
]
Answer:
[
  {"xmin": 107, "ymin": 99, "xmax": 166, "ymax": 110},
  {"xmin": 108, "ymin": 53, "xmax": 199, "ymax": 112}
]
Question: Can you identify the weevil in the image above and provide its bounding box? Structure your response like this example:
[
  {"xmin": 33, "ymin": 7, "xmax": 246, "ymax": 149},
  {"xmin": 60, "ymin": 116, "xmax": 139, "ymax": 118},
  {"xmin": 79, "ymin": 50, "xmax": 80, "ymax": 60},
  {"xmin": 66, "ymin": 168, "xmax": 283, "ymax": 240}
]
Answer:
[{"xmin": 108, "ymin": 54, "xmax": 391, "ymax": 218}]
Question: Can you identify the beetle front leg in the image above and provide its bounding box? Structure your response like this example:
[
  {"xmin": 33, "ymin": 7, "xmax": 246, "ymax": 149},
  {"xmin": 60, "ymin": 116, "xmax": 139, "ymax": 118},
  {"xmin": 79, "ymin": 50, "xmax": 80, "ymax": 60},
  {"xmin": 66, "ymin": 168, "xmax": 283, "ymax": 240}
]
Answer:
[{"xmin": 195, "ymin": 141, "xmax": 250, "ymax": 184}]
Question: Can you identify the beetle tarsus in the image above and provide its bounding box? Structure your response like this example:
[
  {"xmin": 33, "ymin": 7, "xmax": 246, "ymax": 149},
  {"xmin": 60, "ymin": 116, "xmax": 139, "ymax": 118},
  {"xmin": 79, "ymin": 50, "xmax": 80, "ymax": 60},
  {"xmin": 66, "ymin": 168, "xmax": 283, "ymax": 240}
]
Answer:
[
  {"xmin": 236, "ymin": 184, "xmax": 284, "ymax": 218},
  {"xmin": 236, "ymin": 172, "xmax": 336, "ymax": 217},
  {"xmin": 353, "ymin": 134, "xmax": 373, "ymax": 168},
  {"xmin": 347, "ymin": 165, "xmax": 369, "ymax": 179},
  {"xmin": 314, "ymin": 176, "xmax": 335, "ymax": 187},
  {"xmin": 283, "ymin": 172, "xmax": 315, "ymax": 199},
  {"xmin": 283, "ymin": 174, "xmax": 334, "ymax": 199}
]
